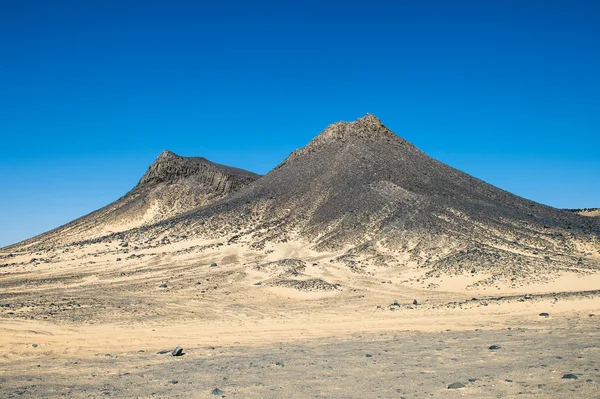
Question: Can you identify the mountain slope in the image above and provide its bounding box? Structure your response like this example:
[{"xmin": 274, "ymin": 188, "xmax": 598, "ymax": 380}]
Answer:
[{"xmin": 6, "ymin": 151, "xmax": 260, "ymax": 250}]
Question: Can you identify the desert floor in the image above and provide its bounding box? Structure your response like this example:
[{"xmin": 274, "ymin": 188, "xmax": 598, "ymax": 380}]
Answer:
[{"xmin": 1, "ymin": 238, "xmax": 599, "ymax": 398}]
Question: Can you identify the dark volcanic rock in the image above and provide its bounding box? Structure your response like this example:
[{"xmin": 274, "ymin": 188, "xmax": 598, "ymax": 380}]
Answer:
[
  {"xmin": 563, "ymin": 374, "xmax": 578, "ymax": 380},
  {"xmin": 171, "ymin": 346, "xmax": 183, "ymax": 356},
  {"xmin": 211, "ymin": 388, "xmax": 224, "ymax": 396}
]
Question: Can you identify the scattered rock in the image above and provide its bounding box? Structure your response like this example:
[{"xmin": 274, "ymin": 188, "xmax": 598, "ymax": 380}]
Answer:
[
  {"xmin": 562, "ymin": 374, "xmax": 578, "ymax": 380},
  {"xmin": 210, "ymin": 263, "xmax": 218, "ymax": 267},
  {"xmin": 539, "ymin": 312, "xmax": 550, "ymax": 318},
  {"xmin": 211, "ymin": 388, "xmax": 224, "ymax": 396},
  {"xmin": 413, "ymin": 299, "xmax": 419, "ymax": 305},
  {"xmin": 156, "ymin": 350, "xmax": 170, "ymax": 355},
  {"xmin": 159, "ymin": 283, "xmax": 167, "ymax": 289},
  {"xmin": 116, "ymin": 258, "xmax": 121, "ymax": 262},
  {"xmin": 489, "ymin": 345, "xmax": 501, "ymax": 351},
  {"xmin": 365, "ymin": 354, "xmax": 373, "ymax": 358},
  {"xmin": 524, "ymin": 294, "xmax": 533, "ymax": 299},
  {"xmin": 32, "ymin": 344, "xmax": 38, "ymax": 348},
  {"xmin": 448, "ymin": 382, "xmax": 466, "ymax": 389},
  {"xmin": 172, "ymin": 346, "xmax": 183, "ymax": 356},
  {"xmin": 275, "ymin": 361, "xmax": 284, "ymax": 367}
]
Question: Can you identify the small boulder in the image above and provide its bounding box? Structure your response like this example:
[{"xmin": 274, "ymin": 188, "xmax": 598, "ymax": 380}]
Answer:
[
  {"xmin": 448, "ymin": 382, "xmax": 466, "ymax": 389},
  {"xmin": 489, "ymin": 345, "xmax": 501, "ymax": 351},
  {"xmin": 171, "ymin": 346, "xmax": 183, "ymax": 356},
  {"xmin": 210, "ymin": 263, "xmax": 218, "ymax": 267},
  {"xmin": 539, "ymin": 312, "xmax": 550, "ymax": 318},
  {"xmin": 562, "ymin": 374, "xmax": 578, "ymax": 380},
  {"xmin": 413, "ymin": 299, "xmax": 419, "ymax": 305},
  {"xmin": 211, "ymin": 388, "xmax": 224, "ymax": 396}
]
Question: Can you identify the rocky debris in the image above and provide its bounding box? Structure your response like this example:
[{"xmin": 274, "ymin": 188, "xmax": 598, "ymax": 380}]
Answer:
[
  {"xmin": 156, "ymin": 350, "xmax": 170, "ymax": 355},
  {"xmin": 269, "ymin": 278, "xmax": 340, "ymax": 292},
  {"xmin": 210, "ymin": 263, "xmax": 217, "ymax": 267},
  {"xmin": 539, "ymin": 312, "xmax": 550, "ymax": 318},
  {"xmin": 253, "ymin": 259, "xmax": 306, "ymax": 277},
  {"xmin": 159, "ymin": 283, "xmax": 167, "ymax": 289},
  {"xmin": 275, "ymin": 361, "xmax": 284, "ymax": 367},
  {"xmin": 171, "ymin": 346, "xmax": 183, "ymax": 356},
  {"xmin": 563, "ymin": 374, "xmax": 578, "ymax": 380},
  {"xmin": 413, "ymin": 299, "xmax": 419, "ymax": 305},
  {"xmin": 31, "ymin": 344, "xmax": 38, "ymax": 348},
  {"xmin": 211, "ymin": 388, "xmax": 224, "ymax": 396},
  {"xmin": 448, "ymin": 382, "xmax": 466, "ymax": 389},
  {"xmin": 489, "ymin": 345, "xmax": 501, "ymax": 351}
]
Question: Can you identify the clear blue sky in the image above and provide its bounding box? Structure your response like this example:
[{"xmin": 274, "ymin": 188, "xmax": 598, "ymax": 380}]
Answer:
[{"xmin": 1, "ymin": 0, "xmax": 599, "ymax": 247}]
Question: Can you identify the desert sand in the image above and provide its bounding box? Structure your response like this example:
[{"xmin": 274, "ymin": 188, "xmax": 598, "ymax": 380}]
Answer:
[{"xmin": 1, "ymin": 237, "xmax": 599, "ymax": 398}]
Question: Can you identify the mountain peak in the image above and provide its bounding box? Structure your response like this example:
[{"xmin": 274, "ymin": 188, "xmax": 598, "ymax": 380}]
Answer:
[
  {"xmin": 309, "ymin": 114, "xmax": 396, "ymax": 147},
  {"xmin": 281, "ymin": 114, "xmax": 405, "ymax": 165}
]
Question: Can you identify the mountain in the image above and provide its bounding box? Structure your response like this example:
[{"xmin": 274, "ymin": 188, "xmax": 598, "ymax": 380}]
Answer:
[
  {"xmin": 134, "ymin": 114, "xmax": 597, "ymax": 282},
  {"xmin": 6, "ymin": 151, "xmax": 260, "ymax": 250},
  {"xmin": 5, "ymin": 115, "xmax": 599, "ymax": 285}
]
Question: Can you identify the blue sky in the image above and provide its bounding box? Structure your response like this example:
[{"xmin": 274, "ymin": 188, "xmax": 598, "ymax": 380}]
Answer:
[{"xmin": 1, "ymin": 0, "xmax": 599, "ymax": 247}]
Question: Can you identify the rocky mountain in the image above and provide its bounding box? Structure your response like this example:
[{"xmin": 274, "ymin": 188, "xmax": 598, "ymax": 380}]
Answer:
[
  {"xmin": 132, "ymin": 114, "xmax": 597, "ymax": 282},
  {"xmin": 7, "ymin": 151, "xmax": 260, "ymax": 250},
  {"xmin": 5, "ymin": 115, "xmax": 599, "ymax": 284}
]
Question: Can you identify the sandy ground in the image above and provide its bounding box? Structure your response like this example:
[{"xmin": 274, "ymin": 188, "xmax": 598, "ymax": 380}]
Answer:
[{"xmin": 1, "ymin": 238, "xmax": 599, "ymax": 398}]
